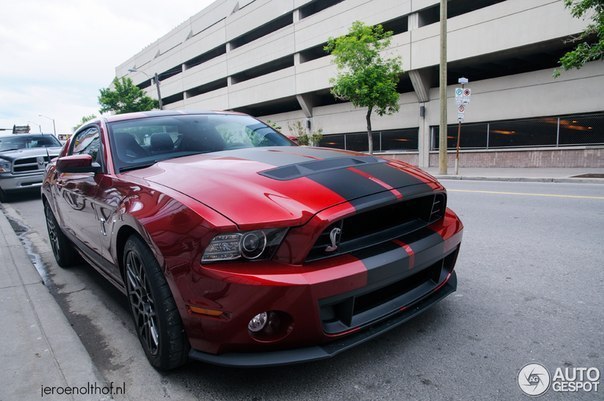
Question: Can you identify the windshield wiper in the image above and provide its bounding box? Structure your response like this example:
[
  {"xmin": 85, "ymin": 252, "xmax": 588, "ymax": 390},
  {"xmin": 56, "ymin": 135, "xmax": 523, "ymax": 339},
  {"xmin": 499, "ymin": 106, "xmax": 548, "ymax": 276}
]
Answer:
[
  {"xmin": 119, "ymin": 161, "xmax": 158, "ymax": 172},
  {"xmin": 0, "ymin": 148, "xmax": 20, "ymax": 152}
]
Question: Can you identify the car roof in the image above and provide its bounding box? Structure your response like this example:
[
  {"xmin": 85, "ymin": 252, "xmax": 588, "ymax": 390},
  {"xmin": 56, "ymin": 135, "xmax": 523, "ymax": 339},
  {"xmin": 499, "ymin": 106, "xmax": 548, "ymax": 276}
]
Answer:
[
  {"xmin": 0, "ymin": 133, "xmax": 57, "ymax": 139},
  {"xmin": 101, "ymin": 109, "xmax": 245, "ymax": 124}
]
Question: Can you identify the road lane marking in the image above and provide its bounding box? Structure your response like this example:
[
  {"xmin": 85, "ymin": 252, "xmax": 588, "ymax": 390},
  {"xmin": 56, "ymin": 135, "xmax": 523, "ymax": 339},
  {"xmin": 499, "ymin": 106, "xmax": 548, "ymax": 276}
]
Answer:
[{"xmin": 448, "ymin": 189, "xmax": 604, "ymax": 200}]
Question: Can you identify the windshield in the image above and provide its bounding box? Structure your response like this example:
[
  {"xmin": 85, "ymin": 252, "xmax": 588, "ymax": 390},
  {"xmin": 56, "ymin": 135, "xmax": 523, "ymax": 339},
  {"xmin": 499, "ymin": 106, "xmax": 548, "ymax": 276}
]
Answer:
[
  {"xmin": 0, "ymin": 135, "xmax": 62, "ymax": 152},
  {"xmin": 108, "ymin": 114, "xmax": 295, "ymax": 172}
]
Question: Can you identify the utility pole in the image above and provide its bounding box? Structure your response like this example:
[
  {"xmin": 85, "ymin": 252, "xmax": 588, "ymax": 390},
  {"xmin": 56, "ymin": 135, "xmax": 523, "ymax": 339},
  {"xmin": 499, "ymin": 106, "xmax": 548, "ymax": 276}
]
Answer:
[{"xmin": 438, "ymin": 0, "xmax": 448, "ymax": 175}]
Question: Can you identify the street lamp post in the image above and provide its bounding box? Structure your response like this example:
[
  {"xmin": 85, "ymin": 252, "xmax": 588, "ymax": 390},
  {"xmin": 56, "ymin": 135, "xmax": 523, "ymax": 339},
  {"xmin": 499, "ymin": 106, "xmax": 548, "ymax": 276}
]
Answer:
[
  {"xmin": 128, "ymin": 68, "xmax": 163, "ymax": 110},
  {"xmin": 38, "ymin": 114, "xmax": 56, "ymax": 136},
  {"xmin": 27, "ymin": 121, "xmax": 42, "ymax": 133}
]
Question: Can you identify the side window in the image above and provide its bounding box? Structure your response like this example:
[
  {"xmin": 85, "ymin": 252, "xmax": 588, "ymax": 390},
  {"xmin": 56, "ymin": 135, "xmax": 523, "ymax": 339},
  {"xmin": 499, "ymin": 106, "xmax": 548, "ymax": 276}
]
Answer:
[{"xmin": 71, "ymin": 127, "xmax": 101, "ymax": 161}]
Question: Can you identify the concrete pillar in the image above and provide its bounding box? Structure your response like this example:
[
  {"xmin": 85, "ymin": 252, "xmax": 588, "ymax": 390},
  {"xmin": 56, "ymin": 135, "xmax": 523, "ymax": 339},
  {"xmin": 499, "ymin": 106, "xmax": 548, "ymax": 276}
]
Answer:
[
  {"xmin": 408, "ymin": 12, "xmax": 419, "ymax": 30},
  {"xmin": 409, "ymin": 70, "xmax": 433, "ymax": 168},
  {"xmin": 296, "ymin": 94, "xmax": 314, "ymax": 119},
  {"xmin": 409, "ymin": 70, "xmax": 432, "ymax": 103}
]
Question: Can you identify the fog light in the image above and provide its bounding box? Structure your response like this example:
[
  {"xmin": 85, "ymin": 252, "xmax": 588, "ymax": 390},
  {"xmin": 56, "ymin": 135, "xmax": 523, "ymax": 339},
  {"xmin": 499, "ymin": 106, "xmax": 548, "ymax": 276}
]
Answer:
[{"xmin": 248, "ymin": 312, "xmax": 268, "ymax": 333}]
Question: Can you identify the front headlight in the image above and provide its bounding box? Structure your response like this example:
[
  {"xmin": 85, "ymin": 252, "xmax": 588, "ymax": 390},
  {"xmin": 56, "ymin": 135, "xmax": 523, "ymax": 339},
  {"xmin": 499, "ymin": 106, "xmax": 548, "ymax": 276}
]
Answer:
[
  {"xmin": 0, "ymin": 158, "xmax": 11, "ymax": 173},
  {"xmin": 201, "ymin": 228, "xmax": 288, "ymax": 263}
]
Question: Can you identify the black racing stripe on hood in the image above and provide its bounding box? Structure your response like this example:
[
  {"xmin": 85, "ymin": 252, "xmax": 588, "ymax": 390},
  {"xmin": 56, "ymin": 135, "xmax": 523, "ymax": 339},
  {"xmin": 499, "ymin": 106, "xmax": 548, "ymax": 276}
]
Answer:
[
  {"xmin": 227, "ymin": 148, "xmax": 321, "ymax": 166},
  {"xmin": 352, "ymin": 162, "xmax": 430, "ymax": 189},
  {"xmin": 309, "ymin": 168, "xmax": 398, "ymax": 204},
  {"xmin": 259, "ymin": 155, "xmax": 383, "ymax": 180},
  {"xmin": 227, "ymin": 147, "xmax": 365, "ymax": 168},
  {"xmin": 273, "ymin": 146, "xmax": 357, "ymax": 159}
]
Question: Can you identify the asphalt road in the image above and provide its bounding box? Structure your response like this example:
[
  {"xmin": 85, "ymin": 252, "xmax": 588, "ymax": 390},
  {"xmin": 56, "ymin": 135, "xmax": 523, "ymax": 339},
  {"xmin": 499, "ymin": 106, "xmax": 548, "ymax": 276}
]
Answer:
[{"xmin": 3, "ymin": 180, "xmax": 603, "ymax": 401}]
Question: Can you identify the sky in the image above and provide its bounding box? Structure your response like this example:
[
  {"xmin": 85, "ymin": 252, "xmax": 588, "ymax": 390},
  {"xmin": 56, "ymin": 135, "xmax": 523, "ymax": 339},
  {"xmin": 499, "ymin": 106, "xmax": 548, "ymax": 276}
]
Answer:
[{"xmin": 0, "ymin": 0, "xmax": 215, "ymax": 134}]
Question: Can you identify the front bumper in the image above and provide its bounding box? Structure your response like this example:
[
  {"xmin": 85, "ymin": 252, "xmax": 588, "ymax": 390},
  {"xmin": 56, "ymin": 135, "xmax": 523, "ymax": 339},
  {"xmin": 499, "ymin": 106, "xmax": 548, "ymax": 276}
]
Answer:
[
  {"xmin": 0, "ymin": 172, "xmax": 45, "ymax": 191},
  {"xmin": 189, "ymin": 271, "xmax": 456, "ymax": 367},
  {"xmin": 178, "ymin": 209, "xmax": 463, "ymax": 366}
]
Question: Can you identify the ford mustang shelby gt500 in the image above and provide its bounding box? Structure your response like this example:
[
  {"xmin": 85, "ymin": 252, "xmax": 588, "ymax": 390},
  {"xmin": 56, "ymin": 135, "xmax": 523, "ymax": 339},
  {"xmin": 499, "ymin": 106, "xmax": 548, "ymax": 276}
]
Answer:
[{"xmin": 42, "ymin": 111, "xmax": 463, "ymax": 370}]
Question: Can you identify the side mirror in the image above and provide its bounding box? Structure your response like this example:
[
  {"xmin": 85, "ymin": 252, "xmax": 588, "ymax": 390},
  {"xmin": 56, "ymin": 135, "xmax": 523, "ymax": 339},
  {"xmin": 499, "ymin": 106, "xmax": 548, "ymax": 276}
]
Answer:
[{"xmin": 56, "ymin": 154, "xmax": 101, "ymax": 174}]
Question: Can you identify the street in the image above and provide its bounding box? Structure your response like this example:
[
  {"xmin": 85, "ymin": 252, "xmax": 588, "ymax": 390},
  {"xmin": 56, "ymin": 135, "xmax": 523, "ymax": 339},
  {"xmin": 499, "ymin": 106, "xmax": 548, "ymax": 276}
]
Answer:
[{"xmin": 2, "ymin": 179, "xmax": 603, "ymax": 401}]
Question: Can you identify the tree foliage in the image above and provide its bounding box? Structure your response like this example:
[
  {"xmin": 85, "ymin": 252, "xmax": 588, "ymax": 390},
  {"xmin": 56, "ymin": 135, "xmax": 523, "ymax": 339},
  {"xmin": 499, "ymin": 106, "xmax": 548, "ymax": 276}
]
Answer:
[
  {"xmin": 288, "ymin": 120, "xmax": 324, "ymax": 146},
  {"xmin": 555, "ymin": 0, "xmax": 604, "ymax": 76},
  {"xmin": 265, "ymin": 119, "xmax": 282, "ymax": 131},
  {"xmin": 98, "ymin": 77, "xmax": 158, "ymax": 114},
  {"xmin": 325, "ymin": 21, "xmax": 402, "ymax": 153},
  {"xmin": 72, "ymin": 114, "xmax": 97, "ymax": 132}
]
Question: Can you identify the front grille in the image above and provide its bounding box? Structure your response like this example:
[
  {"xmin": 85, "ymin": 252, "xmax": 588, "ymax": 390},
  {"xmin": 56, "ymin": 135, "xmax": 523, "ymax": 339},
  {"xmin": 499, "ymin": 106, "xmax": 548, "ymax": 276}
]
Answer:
[
  {"xmin": 12, "ymin": 156, "xmax": 51, "ymax": 173},
  {"xmin": 319, "ymin": 247, "xmax": 459, "ymax": 334},
  {"xmin": 307, "ymin": 193, "xmax": 446, "ymax": 262}
]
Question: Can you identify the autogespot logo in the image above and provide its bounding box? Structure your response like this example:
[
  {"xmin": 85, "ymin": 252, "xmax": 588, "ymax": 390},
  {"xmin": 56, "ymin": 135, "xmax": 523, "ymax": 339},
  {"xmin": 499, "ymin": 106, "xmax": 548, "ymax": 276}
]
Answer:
[{"xmin": 518, "ymin": 363, "xmax": 551, "ymax": 397}]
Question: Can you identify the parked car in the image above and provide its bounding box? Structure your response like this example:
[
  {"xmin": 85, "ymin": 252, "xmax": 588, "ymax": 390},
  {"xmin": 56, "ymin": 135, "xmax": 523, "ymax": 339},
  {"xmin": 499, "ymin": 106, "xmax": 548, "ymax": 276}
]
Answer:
[
  {"xmin": 42, "ymin": 110, "xmax": 463, "ymax": 370},
  {"xmin": 0, "ymin": 133, "xmax": 62, "ymax": 201}
]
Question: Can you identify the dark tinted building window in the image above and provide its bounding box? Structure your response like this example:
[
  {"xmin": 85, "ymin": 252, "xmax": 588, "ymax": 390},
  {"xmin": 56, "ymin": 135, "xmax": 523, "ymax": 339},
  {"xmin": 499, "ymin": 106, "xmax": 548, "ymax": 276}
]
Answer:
[
  {"xmin": 319, "ymin": 134, "xmax": 344, "ymax": 149},
  {"xmin": 489, "ymin": 117, "xmax": 557, "ymax": 148},
  {"xmin": 432, "ymin": 123, "xmax": 488, "ymax": 149},
  {"xmin": 381, "ymin": 128, "xmax": 418, "ymax": 151},
  {"xmin": 345, "ymin": 133, "xmax": 380, "ymax": 152},
  {"xmin": 558, "ymin": 114, "xmax": 604, "ymax": 145}
]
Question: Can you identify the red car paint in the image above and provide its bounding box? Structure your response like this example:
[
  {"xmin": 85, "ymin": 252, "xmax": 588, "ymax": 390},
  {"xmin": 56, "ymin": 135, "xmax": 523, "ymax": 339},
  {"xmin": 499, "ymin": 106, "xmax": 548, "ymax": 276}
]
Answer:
[{"xmin": 42, "ymin": 111, "xmax": 463, "ymax": 367}]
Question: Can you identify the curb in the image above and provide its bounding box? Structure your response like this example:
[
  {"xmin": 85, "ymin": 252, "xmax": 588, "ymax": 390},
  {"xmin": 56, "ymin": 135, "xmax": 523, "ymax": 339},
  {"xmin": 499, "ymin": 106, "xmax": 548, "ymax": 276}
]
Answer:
[{"xmin": 433, "ymin": 175, "xmax": 604, "ymax": 184}]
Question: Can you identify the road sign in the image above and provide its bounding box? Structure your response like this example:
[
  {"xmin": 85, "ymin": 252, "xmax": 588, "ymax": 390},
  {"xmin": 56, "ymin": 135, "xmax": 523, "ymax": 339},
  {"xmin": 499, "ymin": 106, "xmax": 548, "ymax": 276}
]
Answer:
[
  {"xmin": 12, "ymin": 125, "xmax": 30, "ymax": 134},
  {"xmin": 455, "ymin": 87, "xmax": 471, "ymax": 105},
  {"xmin": 457, "ymin": 105, "xmax": 465, "ymax": 121}
]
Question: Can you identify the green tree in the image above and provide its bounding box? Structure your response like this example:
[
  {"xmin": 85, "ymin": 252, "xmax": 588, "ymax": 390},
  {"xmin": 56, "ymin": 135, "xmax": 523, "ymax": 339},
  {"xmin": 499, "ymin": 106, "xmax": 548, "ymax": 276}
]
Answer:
[
  {"xmin": 555, "ymin": 0, "xmax": 604, "ymax": 77},
  {"xmin": 72, "ymin": 114, "xmax": 97, "ymax": 132},
  {"xmin": 325, "ymin": 21, "xmax": 402, "ymax": 154},
  {"xmin": 98, "ymin": 77, "xmax": 158, "ymax": 114}
]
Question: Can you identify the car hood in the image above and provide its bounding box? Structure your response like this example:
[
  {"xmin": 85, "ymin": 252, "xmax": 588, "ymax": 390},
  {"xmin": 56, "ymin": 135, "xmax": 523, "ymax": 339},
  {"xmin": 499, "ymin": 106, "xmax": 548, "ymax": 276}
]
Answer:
[
  {"xmin": 0, "ymin": 147, "xmax": 62, "ymax": 161},
  {"xmin": 124, "ymin": 147, "xmax": 439, "ymax": 228}
]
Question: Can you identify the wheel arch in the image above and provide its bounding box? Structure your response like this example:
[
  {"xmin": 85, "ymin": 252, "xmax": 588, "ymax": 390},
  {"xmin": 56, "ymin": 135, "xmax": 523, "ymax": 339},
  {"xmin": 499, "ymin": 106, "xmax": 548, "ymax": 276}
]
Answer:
[{"xmin": 115, "ymin": 224, "xmax": 141, "ymax": 281}]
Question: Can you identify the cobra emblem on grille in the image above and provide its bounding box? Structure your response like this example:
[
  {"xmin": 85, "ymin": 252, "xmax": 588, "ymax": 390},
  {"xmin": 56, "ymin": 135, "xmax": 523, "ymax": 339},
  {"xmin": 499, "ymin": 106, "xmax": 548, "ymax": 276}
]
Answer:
[{"xmin": 325, "ymin": 227, "xmax": 342, "ymax": 252}]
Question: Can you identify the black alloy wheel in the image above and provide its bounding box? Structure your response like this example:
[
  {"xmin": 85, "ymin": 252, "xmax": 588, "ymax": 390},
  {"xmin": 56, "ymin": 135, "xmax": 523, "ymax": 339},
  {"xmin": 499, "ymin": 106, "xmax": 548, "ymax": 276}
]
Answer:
[
  {"xmin": 44, "ymin": 201, "xmax": 79, "ymax": 267},
  {"xmin": 123, "ymin": 235, "xmax": 189, "ymax": 370}
]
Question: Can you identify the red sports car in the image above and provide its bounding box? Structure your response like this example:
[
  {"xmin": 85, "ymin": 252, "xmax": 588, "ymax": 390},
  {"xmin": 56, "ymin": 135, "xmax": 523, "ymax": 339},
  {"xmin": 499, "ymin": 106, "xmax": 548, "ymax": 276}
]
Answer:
[{"xmin": 42, "ymin": 111, "xmax": 463, "ymax": 370}]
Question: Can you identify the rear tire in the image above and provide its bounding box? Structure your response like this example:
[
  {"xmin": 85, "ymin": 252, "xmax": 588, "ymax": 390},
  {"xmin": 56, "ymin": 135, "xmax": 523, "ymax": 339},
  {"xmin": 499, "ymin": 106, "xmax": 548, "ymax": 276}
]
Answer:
[
  {"xmin": 44, "ymin": 201, "xmax": 79, "ymax": 267},
  {"xmin": 123, "ymin": 235, "xmax": 189, "ymax": 370}
]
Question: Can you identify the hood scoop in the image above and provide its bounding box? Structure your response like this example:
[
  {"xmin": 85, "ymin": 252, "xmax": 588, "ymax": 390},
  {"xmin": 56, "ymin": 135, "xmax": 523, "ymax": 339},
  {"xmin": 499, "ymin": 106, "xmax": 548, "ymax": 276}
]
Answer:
[{"xmin": 259, "ymin": 156, "xmax": 385, "ymax": 181}]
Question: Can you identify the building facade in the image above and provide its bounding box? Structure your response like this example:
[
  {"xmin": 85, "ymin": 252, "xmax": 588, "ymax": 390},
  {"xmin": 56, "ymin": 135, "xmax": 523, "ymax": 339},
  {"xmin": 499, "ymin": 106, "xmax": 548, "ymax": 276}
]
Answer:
[{"xmin": 118, "ymin": 0, "xmax": 604, "ymax": 168}]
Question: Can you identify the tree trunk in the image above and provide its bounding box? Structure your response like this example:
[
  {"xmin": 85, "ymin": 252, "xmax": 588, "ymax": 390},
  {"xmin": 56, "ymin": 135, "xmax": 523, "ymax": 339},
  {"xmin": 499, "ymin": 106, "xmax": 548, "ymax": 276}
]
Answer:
[{"xmin": 366, "ymin": 106, "xmax": 373, "ymax": 154}]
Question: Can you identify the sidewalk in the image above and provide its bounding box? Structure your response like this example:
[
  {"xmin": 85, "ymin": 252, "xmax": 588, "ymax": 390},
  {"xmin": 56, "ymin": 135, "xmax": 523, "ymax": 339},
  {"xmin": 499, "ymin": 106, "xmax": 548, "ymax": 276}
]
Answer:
[
  {"xmin": 0, "ymin": 206, "xmax": 109, "ymax": 401},
  {"xmin": 422, "ymin": 167, "xmax": 604, "ymax": 184}
]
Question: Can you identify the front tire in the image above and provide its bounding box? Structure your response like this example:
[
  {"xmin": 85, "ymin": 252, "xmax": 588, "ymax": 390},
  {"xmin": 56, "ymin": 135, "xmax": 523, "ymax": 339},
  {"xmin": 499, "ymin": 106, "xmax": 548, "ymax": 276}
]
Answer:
[
  {"xmin": 0, "ymin": 187, "xmax": 9, "ymax": 203},
  {"xmin": 44, "ymin": 201, "xmax": 79, "ymax": 267},
  {"xmin": 123, "ymin": 235, "xmax": 189, "ymax": 370}
]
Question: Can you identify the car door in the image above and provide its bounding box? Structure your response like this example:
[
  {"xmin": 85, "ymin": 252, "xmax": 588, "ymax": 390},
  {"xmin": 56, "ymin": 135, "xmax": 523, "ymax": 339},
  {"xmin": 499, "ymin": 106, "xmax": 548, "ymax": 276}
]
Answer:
[{"xmin": 53, "ymin": 126, "xmax": 104, "ymax": 258}]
